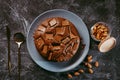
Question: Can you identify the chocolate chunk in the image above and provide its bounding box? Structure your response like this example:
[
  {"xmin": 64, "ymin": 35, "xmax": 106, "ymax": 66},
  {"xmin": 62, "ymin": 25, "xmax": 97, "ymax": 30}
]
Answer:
[
  {"xmin": 41, "ymin": 19, "xmax": 50, "ymax": 27},
  {"xmin": 50, "ymin": 51, "xmax": 62, "ymax": 61},
  {"xmin": 35, "ymin": 37, "xmax": 44, "ymax": 49},
  {"xmin": 54, "ymin": 35, "xmax": 63, "ymax": 42},
  {"xmin": 52, "ymin": 46, "xmax": 61, "ymax": 51},
  {"xmin": 62, "ymin": 37, "xmax": 70, "ymax": 44},
  {"xmin": 49, "ymin": 18, "xmax": 57, "ymax": 27},
  {"xmin": 64, "ymin": 53, "xmax": 73, "ymax": 61},
  {"xmin": 45, "ymin": 33, "xmax": 53, "ymax": 40},
  {"xmin": 37, "ymin": 25, "xmax": 46, "ymax": 32},
  {"xmin": 66, "ymin": 45, "xmax": 72, "ymax": 53},
  {"xmin": 63, "ymin": 27, "xmax": 70, "ymax": 37},
  {"xmin": 56, "ymin": 54, "xmax": 65, "ymax": 62},
  {"xmin": 62, "ymin": 20, "xmax": 70, "ymax": 26},
  {"xmin": 33, "ymin": 30, "xmax": 42, "ymax": 39},
  {"xmin": 41, "ymin": 45, "xmax": 48, "ymax": 57},
  {"xmin": 48, "ymin": 52, "xmax": 52, "ymax": 60},
  {"xmin": 69, "ymin": 26, "xmax": 77, "ymax": 39},
  {"xmin": 70, "ymin": 32, "xmax": 77, "ymax": 39},
  {"xmin": 56, "ymin": 27, "xmax": 65, "ymax": 35},
  {"xmin": 72, "ymin": 43, "xmax": 78, "ymax": 51}
]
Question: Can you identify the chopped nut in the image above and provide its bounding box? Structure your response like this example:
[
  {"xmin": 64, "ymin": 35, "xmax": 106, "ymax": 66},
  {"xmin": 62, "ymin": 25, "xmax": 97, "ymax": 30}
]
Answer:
[
  {"xmin": 93, "ymin": 26, "xmax": 97, "ymax": 30},
  {"xmin": 101, "ymin": 37, "xmax": 105, "ymax": 40},
  {"xmin": 99, "ymin": 28, "xmax": 104, "ymax": 32},
  {"xmin": 78, "ymin": 69, "xmax": 84, "ymax": 73},
  {"xmin": 101, "ymin": 25, "xmax": 105, "ymax": 29},
  {"xmin": 103, "ymin": 32, "xmax": 108, "ymax": 36},
  {"xmin": 104, "ymin": 28, "xmax": 108, "ymax": 31},
  {"xmin": 95, "ymin": 61, "xmax": 99, "ymax": 67},
  {"xmin": 96, "ymin": 33, "xmax": 100, "ymax": 39},
  {"xmin": 67, "ymin": 73, "xmax": 72, "ymax": 78},
  {"xmin": 88, "ymin": 68, "xmax": 93, "ymax": 74},
  {"xmin": 74, "ymin": 72, "xmax": 80, "ymax": 76}
]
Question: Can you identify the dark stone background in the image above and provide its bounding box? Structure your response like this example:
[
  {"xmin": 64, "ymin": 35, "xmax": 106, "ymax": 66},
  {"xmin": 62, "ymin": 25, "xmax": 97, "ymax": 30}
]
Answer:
[{"xmin": 0, "ymin": 0, "xmax": 120, "ymax": 80}]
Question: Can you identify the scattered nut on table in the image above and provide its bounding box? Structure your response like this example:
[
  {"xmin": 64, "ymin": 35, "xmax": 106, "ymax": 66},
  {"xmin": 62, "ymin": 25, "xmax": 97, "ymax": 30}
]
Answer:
[
  {"xmin": 88, "ymin": 68, "xmax": 94, "ymax": 74},
  {"xmin": 88, "ymin": 58, "xmax": 92, "ymax": 63},
  {"xmin": 67, "ymin": 73, "xmax": 73, "ymax": 78},
  {"xmin": 67, "ymin": 55, "xmax": 100, "ymax": 78},
  {"xmin": 78, "ymin": 69, "xmax": 84, "ymax": 73},
  {"xmin": 84, "ymin": 62, "xmax": 88, "ymax": 66},
  {"xmin": 74, "ymin": 72, "xmax": 80, "ymax": 76},
  {"xmin": 95, "ymin": 61, "xmax": 99, "ymax": 67},
  {"xmin": 87, "ymin": 63, "xmax": 92, "ymax": 68},
  {"xmin": 87, "ymin": 55, "xmax": 92, "ymax": 62},
  {"xmin": 87, "ymin": 55, "xmax": 92, "ymax": 60}
]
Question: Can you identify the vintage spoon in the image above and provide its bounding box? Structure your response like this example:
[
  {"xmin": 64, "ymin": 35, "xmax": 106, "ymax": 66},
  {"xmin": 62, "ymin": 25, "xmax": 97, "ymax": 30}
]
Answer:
[{"xmin": 14, "ymin": 32, "xmax": 25, "ymax": 80}]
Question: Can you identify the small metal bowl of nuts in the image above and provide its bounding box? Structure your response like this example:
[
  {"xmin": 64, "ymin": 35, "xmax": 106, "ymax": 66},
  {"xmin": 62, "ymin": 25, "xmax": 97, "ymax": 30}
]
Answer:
[
  {"xmin": 91, "ymin": 22, "xmax": 111, "ymax": 42},
  {"xmin": 91, "ymin": 22, "xmax": 116, "ymax": 53}
]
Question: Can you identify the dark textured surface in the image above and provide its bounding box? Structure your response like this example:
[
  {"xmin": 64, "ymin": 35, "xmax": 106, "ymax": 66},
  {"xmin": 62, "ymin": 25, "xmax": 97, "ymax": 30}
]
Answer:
[{"xmin": 0, "ymin": 0, "xmax": 120, "ymax": 80}]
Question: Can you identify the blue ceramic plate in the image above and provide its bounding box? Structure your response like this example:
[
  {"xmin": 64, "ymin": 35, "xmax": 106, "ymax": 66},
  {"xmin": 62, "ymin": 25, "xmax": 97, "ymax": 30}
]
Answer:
[{"xmin": 27, "ymin": 9, "xmax": 90, "ymax": 72}]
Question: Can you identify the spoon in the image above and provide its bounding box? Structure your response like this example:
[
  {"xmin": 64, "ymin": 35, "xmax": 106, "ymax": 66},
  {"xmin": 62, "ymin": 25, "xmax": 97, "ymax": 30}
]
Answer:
[{"xmin": 14, "ymin": 32, "xmax": 25, "ymax": 80}]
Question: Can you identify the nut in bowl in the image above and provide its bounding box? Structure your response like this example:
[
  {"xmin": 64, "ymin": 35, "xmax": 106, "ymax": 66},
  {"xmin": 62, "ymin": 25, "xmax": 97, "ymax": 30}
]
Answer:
[
  {"xmin": 91, "ymin": 22, "xmax": 116, "ymax": 53},
  {"xmin": 91, "ymin": 22, "xmax": 111, "ymax": 41}
]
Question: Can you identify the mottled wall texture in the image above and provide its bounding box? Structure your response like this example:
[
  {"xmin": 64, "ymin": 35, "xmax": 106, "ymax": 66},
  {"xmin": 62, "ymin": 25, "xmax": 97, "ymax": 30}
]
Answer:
[{"xmin": 0, "ymin": 0, "xmax": 120, "ymax": 80}]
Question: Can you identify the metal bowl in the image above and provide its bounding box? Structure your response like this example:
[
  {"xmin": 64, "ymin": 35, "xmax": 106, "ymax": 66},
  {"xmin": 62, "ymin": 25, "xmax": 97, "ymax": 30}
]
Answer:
[{"xmin": 90, "ymin": 22, "xmax": 111, "ymax": 42}]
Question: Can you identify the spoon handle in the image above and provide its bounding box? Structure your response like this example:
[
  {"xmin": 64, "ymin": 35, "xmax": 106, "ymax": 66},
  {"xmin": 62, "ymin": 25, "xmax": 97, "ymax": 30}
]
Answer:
[{"xmin": 18, "ymin": 47, "xmax": 21, "ymax": 80}]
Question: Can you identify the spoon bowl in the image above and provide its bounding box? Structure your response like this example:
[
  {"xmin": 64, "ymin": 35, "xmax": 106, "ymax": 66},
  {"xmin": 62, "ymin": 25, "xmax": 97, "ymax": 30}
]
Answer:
[
  {"xmin": 14, "ymin": 33, "xmax": 25, "ymax": 48},
  {"xmin": 14, "ymin": 32, "xmax": 25, "ymax": 80}
]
